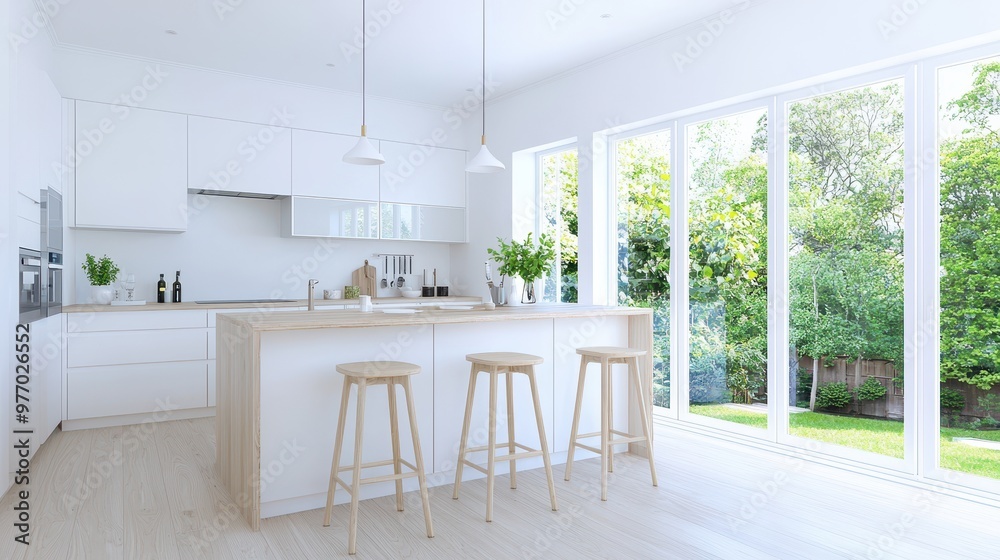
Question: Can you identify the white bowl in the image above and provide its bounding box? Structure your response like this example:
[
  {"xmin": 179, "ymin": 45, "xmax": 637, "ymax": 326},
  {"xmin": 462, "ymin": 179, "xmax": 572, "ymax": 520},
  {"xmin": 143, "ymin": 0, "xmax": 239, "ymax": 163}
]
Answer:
[{"xmin": 400, "ymin": 289, "xmax": 422, "ymax": 299}]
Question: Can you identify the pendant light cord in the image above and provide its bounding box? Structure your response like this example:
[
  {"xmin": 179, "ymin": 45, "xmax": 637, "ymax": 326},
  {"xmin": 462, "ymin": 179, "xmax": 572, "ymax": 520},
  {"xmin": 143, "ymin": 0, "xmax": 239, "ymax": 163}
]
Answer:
[
  {"xmin": 362, "ymin": 0, "xmax": 367, "ymax": 128},
  {"xmin": 481, "ymin": 0, "xmax": 486, "ymax": 137}
]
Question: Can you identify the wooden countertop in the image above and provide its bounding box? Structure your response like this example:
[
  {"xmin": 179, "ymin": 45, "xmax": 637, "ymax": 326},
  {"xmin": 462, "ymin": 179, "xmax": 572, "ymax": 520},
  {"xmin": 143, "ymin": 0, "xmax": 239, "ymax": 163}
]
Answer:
[
  {"xmin": 63, "ymin": 296, "xmax": 482, "ymax": 313},
  {"xmin": 217, "ymin": 304, "xmax": 652, "ymax": 332}
]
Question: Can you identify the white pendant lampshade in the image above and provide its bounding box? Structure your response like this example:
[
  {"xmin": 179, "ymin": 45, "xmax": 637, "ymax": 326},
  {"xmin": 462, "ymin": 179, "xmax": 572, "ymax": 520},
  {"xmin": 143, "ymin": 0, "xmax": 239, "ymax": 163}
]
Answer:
[
  {"xmin": 466, "ymin": 136, "xmax": 505, "ymax": 173},
  {"xmin": 343, "ymin": 125, "xmax": 385, "ymax": 165},
  {"xmin": 344, "ymin": 0, "xmax": 384, "ymax": 166},
  {"xmin": 466, "ymin": 0, "xmax": 505, "ymax": 174}
]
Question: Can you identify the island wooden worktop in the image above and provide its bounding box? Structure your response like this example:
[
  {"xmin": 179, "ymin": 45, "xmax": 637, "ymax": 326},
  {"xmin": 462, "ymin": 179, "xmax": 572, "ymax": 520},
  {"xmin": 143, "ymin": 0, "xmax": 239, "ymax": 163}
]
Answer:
[
  {"xmin": 216, "ymin": 304, "xmax": 654, "ymax": 530},
  {"xmin": 218, "ymin": 304, "xmax": 652, "ymax": 331}
]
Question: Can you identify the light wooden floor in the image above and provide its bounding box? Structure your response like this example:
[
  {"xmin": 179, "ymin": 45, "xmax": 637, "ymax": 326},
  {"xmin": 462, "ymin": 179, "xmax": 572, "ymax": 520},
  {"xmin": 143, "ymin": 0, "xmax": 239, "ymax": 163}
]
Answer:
[{"xmin": 1, "ymin": 418, "xmax": 996, "ymax": 559}]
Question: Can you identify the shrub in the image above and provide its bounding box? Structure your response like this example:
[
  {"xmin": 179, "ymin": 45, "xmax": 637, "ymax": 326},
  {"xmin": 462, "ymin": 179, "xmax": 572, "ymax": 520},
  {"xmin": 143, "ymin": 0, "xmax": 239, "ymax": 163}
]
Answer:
[
  {"xmin": 980, "ymin": 416, "xmax": 1000, "ymax": 429},
  {"xmin": 855, "ymin": 377, "xmax": 888, "ymax": 401},
  {"xmin": 816, "ymin": 382, "xmax": 852, "ymax": 410},
  {"xmin": 940, "ymin": 387, "xmax": 966, "ymax": 412}
]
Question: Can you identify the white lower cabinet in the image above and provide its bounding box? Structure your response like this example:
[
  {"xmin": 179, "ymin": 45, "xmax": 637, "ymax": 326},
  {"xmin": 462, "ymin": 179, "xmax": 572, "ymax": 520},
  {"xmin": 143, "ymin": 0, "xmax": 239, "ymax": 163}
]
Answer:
[
  {"xmin": 63, "ymin": 310, "xmax": 210, "ymax": 428},
  {"xmin": 68, "ymin": 362, "xmax": 208, "ymax": 420},
  {"xmin": 11, "ymin": 315, "xmax": 63, "ymax": 473}
]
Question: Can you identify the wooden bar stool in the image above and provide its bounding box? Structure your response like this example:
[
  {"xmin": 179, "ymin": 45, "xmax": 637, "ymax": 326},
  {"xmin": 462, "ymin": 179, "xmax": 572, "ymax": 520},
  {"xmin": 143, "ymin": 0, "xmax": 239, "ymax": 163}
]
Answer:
[
  {"xmin": 453, "ymin": 352, "xmax": 558, "ymax": 522},
  {"xmin": 564, "ymin": 347, "xmax": 658, "ymax": 501},
  {"xmin": 322, "ymin": 361, "xmax": 433, "ymax": 555}
]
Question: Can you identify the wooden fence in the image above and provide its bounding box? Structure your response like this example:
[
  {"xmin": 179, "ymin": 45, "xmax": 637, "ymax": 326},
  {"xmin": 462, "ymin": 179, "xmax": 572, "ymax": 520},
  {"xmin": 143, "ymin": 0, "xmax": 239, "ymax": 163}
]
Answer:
[{"xmin": 798, "ymin": 356, "xmax": 1000, "ymax": 420}]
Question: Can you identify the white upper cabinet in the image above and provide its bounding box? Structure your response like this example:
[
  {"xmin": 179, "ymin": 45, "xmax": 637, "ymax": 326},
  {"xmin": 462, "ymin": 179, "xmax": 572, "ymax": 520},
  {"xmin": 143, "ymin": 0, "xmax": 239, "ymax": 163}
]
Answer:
[
  {"xmin": 39, "ymin": 73, "xmax": 63, "ymax": 194},
  {"xmin": 188, "ymin": 115, "xmax": 292, "ymax": 197},
  {"xmin": 379, "ymin": 141, "xmax": 466, "ymax": 207},
  {"xmin": 75, "ymin": 101, "xmax": 188, "ymax": 232},
  {"xmin": 292, "ymin": 130, "xmax": 379, "ymax": 200}
]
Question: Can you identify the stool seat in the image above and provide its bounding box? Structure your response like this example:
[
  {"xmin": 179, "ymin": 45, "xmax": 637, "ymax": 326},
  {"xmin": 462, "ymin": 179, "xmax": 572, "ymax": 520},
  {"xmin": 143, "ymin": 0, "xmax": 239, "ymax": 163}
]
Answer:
[
  {"xmin": 466, "ymin": 352, "xmax": 544, "ymax": 367},
  {"xmin": 576, "ymin": 346, "xmax": 647, "ymax": 359},
  {"xmin": 336, "ymin": 361, "xmax": 421, "ymax": 378}
]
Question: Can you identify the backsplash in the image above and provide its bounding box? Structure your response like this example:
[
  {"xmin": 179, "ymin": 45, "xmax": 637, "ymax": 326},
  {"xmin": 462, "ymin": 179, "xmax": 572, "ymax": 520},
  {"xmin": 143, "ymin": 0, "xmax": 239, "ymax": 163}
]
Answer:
[{"xmin": 69, "ymin": 194, "xmax": 452, "ymax": 304}]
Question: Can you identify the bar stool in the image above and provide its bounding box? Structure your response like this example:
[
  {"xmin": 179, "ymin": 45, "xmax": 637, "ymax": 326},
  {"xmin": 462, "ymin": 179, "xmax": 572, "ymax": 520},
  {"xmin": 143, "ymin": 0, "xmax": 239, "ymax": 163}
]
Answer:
[
  {"xmin": 453, "ymin": 352, "xmax": 558, "ymax": 522},
  {"xmin": 322, "ymin": 361, "xmax": 433, "ymax": 555},
  {"xmin": 564, "ymin": 347, "xmax": 658, "ymax": 501}
]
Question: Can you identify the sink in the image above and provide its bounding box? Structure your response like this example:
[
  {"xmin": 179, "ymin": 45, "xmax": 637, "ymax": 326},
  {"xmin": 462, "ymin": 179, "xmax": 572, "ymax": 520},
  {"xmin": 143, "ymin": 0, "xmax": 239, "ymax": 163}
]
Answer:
[{"xmin": 194, "ymin": 299, "xmax": 297, "ymax": 304}]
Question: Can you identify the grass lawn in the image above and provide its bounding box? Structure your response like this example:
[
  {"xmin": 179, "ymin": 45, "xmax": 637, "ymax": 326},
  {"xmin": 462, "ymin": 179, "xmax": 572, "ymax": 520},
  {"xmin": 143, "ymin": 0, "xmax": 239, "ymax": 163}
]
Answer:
[{"xmin": 690, "ymin": 404, "xmax": 1000, "ymax": 480}]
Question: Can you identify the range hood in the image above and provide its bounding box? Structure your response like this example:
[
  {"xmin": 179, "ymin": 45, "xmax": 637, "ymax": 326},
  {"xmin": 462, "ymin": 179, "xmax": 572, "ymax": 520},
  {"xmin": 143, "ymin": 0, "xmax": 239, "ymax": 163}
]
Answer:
[{"xmin": 192, "ymin": 188, "xmax": 285, "ymax": 200}]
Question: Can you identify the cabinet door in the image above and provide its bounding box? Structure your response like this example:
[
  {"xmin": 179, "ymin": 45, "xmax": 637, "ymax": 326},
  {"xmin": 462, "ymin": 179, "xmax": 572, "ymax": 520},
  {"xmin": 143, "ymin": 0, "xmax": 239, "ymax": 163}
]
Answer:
[
  {"xmin": 39, "ymin": 72, "xmax": 63, "ymax": 193},
  {"xmin": 68, "ymin": 361, "xmax": 208, "ymax": 419},
  {"xmin": 189, "ymin": 115, "xmax": 292, "ymax": 196},
  {"xmin": 75, "ymin": 101, "xmax": 188, "ymax": 231},
  {"xmin": 13, "ymin": 66, "xmax": 41, "ymax": 203},
  {"xmin": 380, "ymin": 203, "xmax": 466, "ymax": 243},
  {"xmin": 292, "ymin": 130, "xmax": 379, "ymax": 200},
  {"xmin": 380, "ymin": 142, "xmax": 466, "ymax": 207},
  {"xmin": 68, "ymin": 329, "xmax": 208, "ymax": 368},
  {"xmin": 281, "ymin": 196, "xmax": 379, "ymax": 239}
]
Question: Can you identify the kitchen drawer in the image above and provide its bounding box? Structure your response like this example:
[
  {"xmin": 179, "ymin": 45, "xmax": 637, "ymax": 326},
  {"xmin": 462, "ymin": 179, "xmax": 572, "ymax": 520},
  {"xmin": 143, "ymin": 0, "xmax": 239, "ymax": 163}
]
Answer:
[
  {"xmin": 70, "ymin": 310, "xmax": 208, "ymax": 332},
  {"xmin": 68, "ymin": 361, "xmax": 208, "ymax": 419},
  {"xmin": 68, "ymin": 329, "xmax": 208, "ymax": 367}
]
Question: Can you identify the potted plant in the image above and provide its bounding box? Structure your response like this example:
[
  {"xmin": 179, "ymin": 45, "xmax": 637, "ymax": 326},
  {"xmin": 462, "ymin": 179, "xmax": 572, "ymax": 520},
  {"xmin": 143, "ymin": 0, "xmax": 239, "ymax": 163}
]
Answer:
[
  {"xmin": 81, "ymin": 253, "xmax": 120, "ymax": 305},
  {"xmin": 487, "ymin": 233, "xmax": 556, "ymax": 304}
]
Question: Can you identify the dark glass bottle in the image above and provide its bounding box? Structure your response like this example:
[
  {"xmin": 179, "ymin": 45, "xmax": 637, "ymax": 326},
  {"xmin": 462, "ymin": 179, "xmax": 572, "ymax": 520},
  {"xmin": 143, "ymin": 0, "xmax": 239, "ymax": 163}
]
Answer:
[
  {"xmin": 157, "ymin": 274, "xmax": 166, "ymax": 303},
  {"xmin": 172, "ymin": 270, "xmax": 182, "ymax": 303}
]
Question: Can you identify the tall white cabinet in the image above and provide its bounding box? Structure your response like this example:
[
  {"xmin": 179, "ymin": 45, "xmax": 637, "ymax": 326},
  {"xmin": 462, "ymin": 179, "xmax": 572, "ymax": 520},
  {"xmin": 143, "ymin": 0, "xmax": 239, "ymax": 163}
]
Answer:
[{"xmin": 74, "ymin": 101, "xmax": 188, "ymax": 232}]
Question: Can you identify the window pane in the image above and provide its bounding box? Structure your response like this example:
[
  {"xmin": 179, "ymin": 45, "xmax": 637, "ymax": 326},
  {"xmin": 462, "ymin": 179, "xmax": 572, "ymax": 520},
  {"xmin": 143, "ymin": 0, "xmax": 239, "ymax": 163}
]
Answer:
[
  {"xmin": 616, "ymin": 131, "xmax": 671, "ymax": 408},
  {"xmin": 538, "ymin": 149, "xmax": 578, "ymax": 303},
  {"xmin": 787, "ymin": 79, "xmax": 905, "ymax": 457},
  {"xmin": 686, "ymin": 109, "xmax": 769, "ymax": 429},
  {"xmin": 939, "ymin": 56, "xmax": 1000, "ymax": 481}
]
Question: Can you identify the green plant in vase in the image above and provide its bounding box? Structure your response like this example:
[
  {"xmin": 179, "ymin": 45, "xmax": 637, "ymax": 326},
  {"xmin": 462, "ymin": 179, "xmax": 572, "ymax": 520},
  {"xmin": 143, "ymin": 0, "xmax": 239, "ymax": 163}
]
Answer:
[
  {"xmin": 82, "ymin": 253, "xmax": 120, "ymax": 304},
  {"xmin": 487, "ymin": 233, "xmax": 556, "ymax": 304}
]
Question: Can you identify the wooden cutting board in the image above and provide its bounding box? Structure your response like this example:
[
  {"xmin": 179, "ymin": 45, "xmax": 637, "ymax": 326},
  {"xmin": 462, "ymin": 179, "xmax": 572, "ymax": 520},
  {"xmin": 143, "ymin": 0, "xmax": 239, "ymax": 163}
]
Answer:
[{"xmin": 352, "ymin": 260, "xmax": 377, "ymax": 297}]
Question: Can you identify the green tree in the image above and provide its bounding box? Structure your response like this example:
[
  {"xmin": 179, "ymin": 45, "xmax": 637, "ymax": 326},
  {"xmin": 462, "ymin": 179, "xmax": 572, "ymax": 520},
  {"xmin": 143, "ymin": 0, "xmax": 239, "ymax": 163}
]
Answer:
[{"xmin": 940, "ymin": 61, "xmax": 1000, "ymax": 390}]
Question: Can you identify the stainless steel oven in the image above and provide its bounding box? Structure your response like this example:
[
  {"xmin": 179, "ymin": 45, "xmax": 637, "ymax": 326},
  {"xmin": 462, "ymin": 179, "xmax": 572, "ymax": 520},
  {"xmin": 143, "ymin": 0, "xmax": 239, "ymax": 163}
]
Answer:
[
  {"xmin": 19, "ymin": 248, "xmax": 43, "ymax": 323},
  {"xmin": 40, "ymin": 188, "xmax": 63, "ymax": 316}
]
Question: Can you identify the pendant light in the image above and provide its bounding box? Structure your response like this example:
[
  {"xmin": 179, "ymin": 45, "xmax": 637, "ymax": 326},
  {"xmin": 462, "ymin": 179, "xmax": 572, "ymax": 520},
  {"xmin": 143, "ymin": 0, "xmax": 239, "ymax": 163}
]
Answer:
[
  {"xmin": 466, "ymin": 0, "xmax": 505, "ymax": 173},
  {"xmin": 344, "ymin": 0, "xmax": 385, "ymax": 165}
]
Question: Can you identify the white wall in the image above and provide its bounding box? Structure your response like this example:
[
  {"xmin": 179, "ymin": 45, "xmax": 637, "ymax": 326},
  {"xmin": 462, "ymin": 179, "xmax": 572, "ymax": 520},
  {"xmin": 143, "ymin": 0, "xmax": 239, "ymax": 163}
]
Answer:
[
  {"xmin": 1, "ymin": 0, "xmax": 14, "ymax": 496},
  {"xmin": 50, "ymin": 49, "xmax": 473, "ymax": 303},
  {"xmin": 453, "ymin": 0, "xmax": 1000, "ymax": 305}
]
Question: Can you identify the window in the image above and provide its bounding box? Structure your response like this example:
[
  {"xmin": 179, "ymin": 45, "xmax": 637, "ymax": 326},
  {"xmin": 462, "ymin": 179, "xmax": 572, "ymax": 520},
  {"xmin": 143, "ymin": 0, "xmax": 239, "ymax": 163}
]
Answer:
[
  {"xmin": 784, "ymin": 79, "xmax": 906, "ymax": 459},
  {"xmin": 537, "ymin": 148, "xmax": 579, "ymax": 303},
  {"xmin": 614, "ymin": 130, "xmax": 672, "ymax": 408},
  {"xmin": 685, "ymin": 109, "xmax": 769, "ymax": 430},
  {"xmin": 938, "ymin": 55, "xmax": 1000, "ymax": 482}
]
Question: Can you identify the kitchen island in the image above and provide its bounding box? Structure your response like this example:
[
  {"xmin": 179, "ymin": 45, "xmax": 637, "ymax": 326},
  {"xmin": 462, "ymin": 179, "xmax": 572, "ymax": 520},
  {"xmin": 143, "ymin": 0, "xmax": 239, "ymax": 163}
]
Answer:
[{"xmin": 216, "ymin": 305, "xmax": 654, "ymax": 529}]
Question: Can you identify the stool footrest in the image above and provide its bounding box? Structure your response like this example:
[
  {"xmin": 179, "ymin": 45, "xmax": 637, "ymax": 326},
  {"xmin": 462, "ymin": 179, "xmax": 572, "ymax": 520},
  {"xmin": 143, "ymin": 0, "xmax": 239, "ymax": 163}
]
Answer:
[
  {"xmin": 333, "ymin": 458, "xmax": 423, "ymax": 491},
  {"xmin": 571, "ymin": 435, "xmax": 649, "ymax": 454},
  {"xmin": 464, "ymin": 442, "xmax": 533, "ymax": 454},
  {"xmin": 461, "ymin": 460, "xmax": 489, "ymax": 475}
]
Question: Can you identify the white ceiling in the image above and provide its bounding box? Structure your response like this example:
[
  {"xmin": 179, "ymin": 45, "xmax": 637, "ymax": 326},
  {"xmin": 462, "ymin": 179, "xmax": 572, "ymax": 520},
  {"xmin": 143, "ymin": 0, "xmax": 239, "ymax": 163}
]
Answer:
[{"xmin": 46, "ymin": 0, "xmax": 757, "ymax": 107}]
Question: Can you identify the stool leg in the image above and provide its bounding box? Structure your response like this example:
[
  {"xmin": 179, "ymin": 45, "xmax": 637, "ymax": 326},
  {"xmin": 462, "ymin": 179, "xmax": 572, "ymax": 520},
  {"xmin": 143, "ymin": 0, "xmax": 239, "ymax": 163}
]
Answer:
[
  {"xmin": 348, "ymin": 379, "xmax": 368, "ymax": 555},
  {"xmin": 505, "ymin": 369, "xmax": 517, "ymax": 490},
  {"xmin": 323, "ymin": 376, "xmax": 352, "ymax": 527},
  {"xmin": 607, "ymin": 361, "xmax": 614, "ymax": 474},
  {"xmin": 453, "ymin": 363, "xmax": 478, "ymax": 500},
  {"xmin": 628, "ymin": 356, "xmax": 658, "ymax": 487},
  {"xmin": 527, "ymin": 366, "xmax": 558, "ymax": 512},
  {"xmin": 486, "ymin": 367, "xmax": 499, "ymax": 522},
  {"xmin": 402, "ymin": 377, "xmax": 434, "ymax": 538},
  {"xmin": 387, "ymin": 381, "xmax": 403, "ymax": 512},
  {"xmin": 564, "ymin": 356, "xmax": 588, "ymax": 481},
  {"xmin": 600, "ymin": 357, "xmax": 610, "ymax": 501}
]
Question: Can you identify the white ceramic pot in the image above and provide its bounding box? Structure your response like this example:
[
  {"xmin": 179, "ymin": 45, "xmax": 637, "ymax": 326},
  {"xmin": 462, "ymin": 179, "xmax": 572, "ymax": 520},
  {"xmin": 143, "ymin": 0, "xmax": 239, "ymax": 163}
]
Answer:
[
  {"xmin": 506, "ymin": 278, "xmax": 522, "ymax": 307},
  {"xmin": 91, "ymin": 285, "xmax": 114, "ymax": 305}
]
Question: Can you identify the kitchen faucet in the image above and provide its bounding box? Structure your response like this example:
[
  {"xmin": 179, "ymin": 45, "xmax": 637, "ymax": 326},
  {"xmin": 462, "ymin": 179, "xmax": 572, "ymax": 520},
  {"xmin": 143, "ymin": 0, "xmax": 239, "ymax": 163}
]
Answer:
[{"xmin": 308, "ymin": 279, "xmax": 319, "ymax": 311}]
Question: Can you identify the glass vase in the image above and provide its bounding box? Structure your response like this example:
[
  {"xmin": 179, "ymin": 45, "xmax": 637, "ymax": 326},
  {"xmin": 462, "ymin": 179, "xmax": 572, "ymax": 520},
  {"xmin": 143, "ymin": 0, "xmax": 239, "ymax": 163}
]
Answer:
[{"xmin": 521, "ymin": 278, "xmax": 536, "ymax": 304}]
